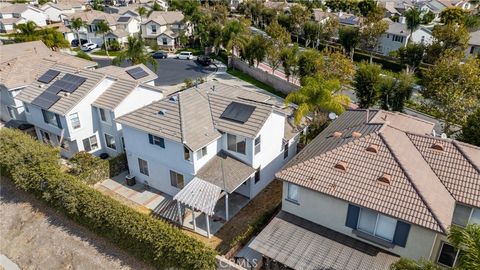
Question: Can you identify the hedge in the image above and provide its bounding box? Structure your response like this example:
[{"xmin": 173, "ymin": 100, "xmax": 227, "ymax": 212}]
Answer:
[
  {"xmin": 69, "ymin": 151, "xmax": 109, "ymax": 185},
  {"xmin": 0, "ymin": 129, "xmax": 217, "ymax": 269},
  {"xmin": 108, "ymin": 153, "xmax": 129, "ymax": 177}
]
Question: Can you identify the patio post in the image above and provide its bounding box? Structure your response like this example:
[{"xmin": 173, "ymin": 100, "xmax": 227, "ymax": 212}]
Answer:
[
  {"xmin": 206, "ymin": 214, "xmax": 211, "ymax": 238},
  {"xmin": 191, "ymin": 208, "xmax": 196, "ymax": 231},
  {"xmin": 225, "ymin": 192, "xmax": 229, "ymax": 221},
  {"xmin": 176, "ymin": 201, "xmax": 183, "ymax": 225}
]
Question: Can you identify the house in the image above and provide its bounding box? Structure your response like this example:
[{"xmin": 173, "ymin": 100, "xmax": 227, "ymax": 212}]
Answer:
[
  {"xmin": 0, "ymin": 41, "xmax": 96, "ymax": 123},
  {"xmin": 65, "ymin": 10, "xmax": 140, "ymax": 46},
  {"xmin": 416, "ymin": 0, "xmax": 451, "ymax": 22},
  {"xmin": 15, "ymin": 64, "xmax": 163, "ymax": 158},
  {"xmin": 141, "ymin": 11, "xmax": 190, "ymax": 50},
  {"xmin": 41, "ymin": 1, "xmax": 83, "ymax": 23},
  {"xmin": 338, "ymin": 12, "xmax": 362, "ymax": 27},
  {"xmin": 377, "ymin": 18, "xmax": 409, "ymax": 55},
  {"xmin": 116, "ymin": 81, "xmax": 304, "ymax": 236},
  {"xmin": 249, "ymin": 109, "xmax": 480, "ymax": 270},
  {"xmin": 466, "ymin": 30, "xmax": 480, "ymax": 58},
  {"xmin": 0, "ymin": 4, "xmax": 47, "ymax": 33},
  {"xmin": 410, "ymin": 26, "xmax": 434, "ymax": 45}
]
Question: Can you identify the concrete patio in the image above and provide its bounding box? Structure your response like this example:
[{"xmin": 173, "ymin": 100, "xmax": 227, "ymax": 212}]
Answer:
[{"xmin": 97, "ymin": 172, "xmax": 250, "ymax": 237}]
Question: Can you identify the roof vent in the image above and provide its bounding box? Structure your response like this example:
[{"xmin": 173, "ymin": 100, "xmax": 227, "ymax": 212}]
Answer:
[
  {"xmin": 158, "ymin": 109, "xmax": 167, "ymax": 116},
  {"xmin": 366, "ymin": 144, "xmax": 378, "ymax": 153},
  {"xmin": 352, "ymin": 131, "xmax": 362, "ymax": 138},
  {"xmin": 431, "ymin": 142, "xmax": 444, "ymax": 151},
  {"xmin": 334, "ymin": 161, "xmax": 347, "ymax": 172},
  {"xmin": 168, "ymin": 95, "xmax": 178, "ymax": 103},
  {"xmin": 377, "ymin": 173, "xmax": 391, "ymax": 185},
  {"xmin": 333, "ymin": 131, "xmax": 342, "ymax": 138}
]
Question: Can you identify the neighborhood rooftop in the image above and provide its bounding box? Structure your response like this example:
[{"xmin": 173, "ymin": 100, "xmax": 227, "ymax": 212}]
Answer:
[
  {"xmin": 96, "ymin": 64, "xmax": 158, "ymax": 84},
  {"xmin": 145, "ymin": 11, "xmax": 184, "ymax": 25}
]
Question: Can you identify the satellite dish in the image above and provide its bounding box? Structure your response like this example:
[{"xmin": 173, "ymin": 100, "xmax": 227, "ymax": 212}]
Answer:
[
  {"xmin": 328, "ymin": 112, "xmax": 338, "ymax": 120},
  {"xmin": 441, "ymin": 133, "xmax": 447, "ymax": 139}
]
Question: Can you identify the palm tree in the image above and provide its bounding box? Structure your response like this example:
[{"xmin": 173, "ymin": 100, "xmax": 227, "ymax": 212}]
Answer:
[
  {"xmin": 448, "ymin": 224, "xmax": 480, "ymax": 269},
  {"xmin": 285, "ymin": 75, "xmax": 350, "ymax": 125},
  {"xmin": 70, "ymin": 17, "xmax": 85, "ymax": 46},
  {"xmin": 113, "ymin": 36, "xmax": 157, "ymax": 70},
  {"xmin": 137, "ymin": 6, "xmax": 147, "ymax": 35},
  {"xmin": 405, "ymin": 7, "xmax": 422, "ymax": 37},
  {"xmin": 222, "ymin": 20, "xmax": 248, "ymax": 57},
  {"xmin": 14, "ymin": 21, "xmax": 37, "ymax": 38},
  {"xmin": 96, "ymin": 20, "xmax": 111, "ymax": 56}
]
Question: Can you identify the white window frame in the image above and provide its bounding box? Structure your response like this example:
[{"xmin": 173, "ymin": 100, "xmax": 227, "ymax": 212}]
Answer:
[
  {"xmin": 436, "ymin": 241, "xmax": 459, "ymax": 268},
  {"xmin": 151, "ymin": 24, "xmax": 157, "ymax": 33},
  {"xmin": 452, "ymin": 204, "xmax": 480, "ymax": 227},
  {"xmin": 69, "ymin": 112, "xmax": 81, "ymax": 129},
  {"xmin": 138, "ymin": 158, "xmax": 149, "ymax": 176},
  {"xmin": 286, "ymin": 183, "xmax": 299, "ymax": 203},
  {"xmin": 357, "ymin": 208, "xmax": 397, "ymax": 242},
  {"xmin": 104, "ymin": 133, "xmax": 116, "ymax": 150},
  {"xmin": 196, "ymin": 146, "xmax": 207, "ymax": 160},
  {"xmin": 82, "ymin": 135, "xmax": 98, "ymax": 152}
]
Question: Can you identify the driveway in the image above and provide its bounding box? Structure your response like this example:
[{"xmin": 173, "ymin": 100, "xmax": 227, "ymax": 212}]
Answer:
[
  {"xmin": 0, "ymin": 177, "xmax": 154, "ymax": 270},
  {"xmin": 93, "ymin": 57, "xmax": 217, "ymax": 86}
]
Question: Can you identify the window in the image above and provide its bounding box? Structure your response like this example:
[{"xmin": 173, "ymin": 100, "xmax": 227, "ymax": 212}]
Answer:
[
  {"xmin": 357, "ymin": 208, "xmax": 397, "ymax": 241},
  {"xmin": 57, "ymin": 135, "xmax": 69, "ymax": 151},
  {"xmin": 162, "ymin": 37, "xmax": 167, "ymax": 45},
  {"xmin": 254, "ymin": 167, "xmax": 261, "ymax": 183},
  {"xmin": 196, "ymin": 146, "xmax": 207, "ymax": 160},
  {"xmin": 452, "ymin": 204, "xmax": 480, "ymax": 227},
  {"xmin": 104, "ymin": 133, "xmax": 116, "ymax": 150},
  {"xmin": 7, "ymin": 107, "xmax": 15, "ymax": 119},
  {"xmin": 227, "ymin": 134, "xmax": 246, "ymax": 154},
  {"xmin": 138, "ymin": 158, "xmax": 149, "ymax": 176},
  {"xmin": 254, "ymin": 136, "xmax": 261, "ymax": 155},
  {"xmin": 470, "ymin": 46, "xmax": 475, "ymax": 54},
  {"xmin": 42, "ymin": 109, "xmax": 62, "ymax": 128},
  {"xmin": 286, "ymin": 183, "xmax": 298, "ymax": 203},
  {"xmin": 40, "ymin": 130, "xmax": 52, "ymax": 144},
  {"xmin": 82, "ymin": 135, "xmax": 98, "ymax": 152},
  {"xmin": 437, "ymin": 242, "xmax": 458, "ymax": 267},
  {"xmin": 151, "ymin": 24, "xmax": 156, "ymax": 33},
  {"xmin": 283, "ymin": 142, "xmax": 289, "ymax": 159},
  {"xmin": 184, "ymin": 146, "xmax": 191, "ymax": 161},
  {"xmin": 69, "ymin": 113, "xmax": 81, "ymax": 129},
  {"xmin": 170, "ymin": 170, "xmax": 184, "ymax": 188},
  {"xmin": 23, "ymin": 102, "xmax": 29, "ymax": 113},
  {"xmin": 8, "ymin": 89, "xmax": 20, "ymax": 99},
  {"xmin": 99, "ymin": 108, "xmax": 110, "ymax": 123},
  {"xmin": 148, "ymin": 134, "xmax": 165, "ymax": 148}
]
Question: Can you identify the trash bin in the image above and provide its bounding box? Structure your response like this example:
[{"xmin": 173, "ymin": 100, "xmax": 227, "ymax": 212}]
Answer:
[{"xmin": 126, "ymin": 174, "xmax": 136, "ymax": 186}]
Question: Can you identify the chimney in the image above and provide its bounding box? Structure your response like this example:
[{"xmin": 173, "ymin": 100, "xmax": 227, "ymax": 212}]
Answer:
[
  {"xmin": 334, "ymin": 161, "xmax": 347, "ymax": 172},
  {"xmin": 333, "ymin": 131, "xmax": 342, "ymax": 138},
  {"xmin": 431, "ymin": 142, "xmax": 444, "ymax": 151},
  {"xmin": 366, "ymin": 144, "xmax": 378, "ymax": 153},
  {"xmin": 352, "ymin": 131, "xmax": 362, "ymax": 138},
  {"xmin": 377, "ymin": 173, "xmax": 392, "ymax": 185}
]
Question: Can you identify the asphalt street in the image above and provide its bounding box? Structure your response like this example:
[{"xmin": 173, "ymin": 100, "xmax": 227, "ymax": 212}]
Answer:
[{"xmin": 93, "ymin": 57, "xmax": 216, "ymax": 86}]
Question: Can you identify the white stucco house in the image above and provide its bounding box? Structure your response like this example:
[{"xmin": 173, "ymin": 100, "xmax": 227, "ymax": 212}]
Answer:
[
  {"xmin": 377, "ymin": 19, "xmax": 410, "ymax": 56},
  {"xmin": 0, "ymin": 4, "xmax": 47, "ymax": 33},
  {"xmin": 250, "ymin": 109, "xmax": 480, "ymax": 270},
  {"xmin": 15, "ymin": 63, "xmax": 163, "ymax": 158},
  {"xmin": 116, "ymin": 81, "xmax": 305, "ymax": 236},
  {"xmin": 410, "ymin": 26, "xmax": 434, "ymax": 45},
  {"xmin": 0, "ymin": 41, "xmax": 96, "ymax": 123},
  {"xmin": 41, "ymin": 1, "xmax": 83, "ymax": 23},
  {"xmin": 141, "ymin": 11, "xmax": 191, "ymax": 51}
]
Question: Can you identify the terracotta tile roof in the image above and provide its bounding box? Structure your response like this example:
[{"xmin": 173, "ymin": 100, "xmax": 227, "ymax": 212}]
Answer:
[{"xmin": 249, "ymin": 211, "xmax": 399, "ymax": 270}]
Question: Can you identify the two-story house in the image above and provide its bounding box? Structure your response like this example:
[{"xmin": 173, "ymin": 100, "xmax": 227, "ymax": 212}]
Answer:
[
  {"xmin": 141, "ymin": 11, "xmax": 191, "ymax": 51},
  {"xmin": 377, "ymin": 18, "xmax": 410, "ymax": 56},
  {"xmin": 41, "ymin": 1, "xmax": 85, "ymax": 23},
  {"xmin": 0, "ymin": 4, "xmax": 47, "ymax": 33},
  {"xmin": 116, "ymin": 81, "xmax": 304, "ymax": 235},
  {"xmin": 15, "ymin": 64, "xmax": 164, "ymax": 158},
  {"xmin": 0, "ymin": 41, "xmax": 97, "ymax": 123},
  {"xmin": 249, "ymin": 109, "xmax": 480, "ymax": 270}
]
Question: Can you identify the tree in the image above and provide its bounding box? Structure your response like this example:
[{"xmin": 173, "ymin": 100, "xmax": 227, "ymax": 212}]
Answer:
[
  {"xmin": 289, "ymin": 5, "xmax": 310, "ymax": 42},
  {"xmin": 91, "ymin": 0, "xmax": 103, "ymax": 11},
  {"xmin": 95, "ymin": 20, "xmax": 111, "ymax": 56},
  {"xmin": 14, "ymin": 22, "xmax": 68, "ymax": 50},
  {"xmin": 280, "ymin": 45, "xmax": 300, "ymax": 82},
  {"xmin": 396, "ymin": 43, "xmax": 426, "ymax": 72},
  {"xmin": 358, "ymin": 0, "xmax": 377, "ymax": 17},
  {"xmin": 303, "ymin": 21, "xmax": 321, "ymax": 47},
  {"xmin": 206, "ymin": 23, "xmax": 223, "ymax": 55},
  {"xmin": 379, "ymin": 71, "xmax": 414, "ymax": 111},
  {"xmin": 424, "ymin": 24, "xmax": 470, "ymax": 63},
  {"xmin": 298, "ymin": 49, "xmax": 323, "ymax": 79},
  {"xmin": 422, "ymin": 53, "xmax": 480, "ymax": 134},
  {"xmin": 266, "ymin": 20, "xmax": 291, "ymax": 47},
  {"xmin": 448, "ymin": 224, "xmax": 480, "ymax": 269},
  {"xmin": 14, "ymin": 20, "xmax": 37, "ymax": 37},
  {"xmin": 113, "ymin": 36, "xmax": 157, "ymax": 70},
  {"xmin": 266, "ymin": 41, "xmax": 282, "ymax": 74},
  {"xmin": 70, "ymin": 17, "xmax": 85, "ymax": 45},
  {"xmin": 405, "ymin": 7, "xmax": 422, "ymax": 36},
  {"xmin": 338, "ymin": 26, "xmax": 360, "ymax": 59},
  {"xmin": 321, "ymin": 50, "xmax": 356, "ymax": 85},
  {"xmin": 421, "ymin": 11, "xmax": 435, "ymax": 24},
  {"xmin": 352, "ymin": 61, "xmax": 383, "ymax": 108},
  {"xmin": 152, "ymin": 1, "xmax": 163, "ymax": 11},
  {"xmin": 460, "ymin": 108, "xmax": 480, "ymax": 147},
  {"xmin": 359, "ymin": 18, "xmax": 389, "ymax": 63},
  {"xmin": 390, "ymin": 258, "xmax": 443, "ymax": 270},
  {"xmin": 243, "ymin": 34, "xmax": 268, "ymax": 67},
  {"xmin": 222, "ymin": 19, "xmax": 249, "ymax": 57},
  {"xmin": 285, "ymin": 74, "xmax": 350, "ymax": 125},
  {"xmin": 440, "ymin": 7, "xmax": 467, "ymax": 25},
  {"xmin": 316, "ymin": 16, "xmax": 339, "ymax": 47}
]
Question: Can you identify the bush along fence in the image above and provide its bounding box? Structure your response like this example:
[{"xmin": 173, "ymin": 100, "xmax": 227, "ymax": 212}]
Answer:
[
  {"xmin": 0, "ymin": 129, "xmax": 217, "ymax": 270},
  {"xmin": 108, "ymin": 153, "xmax": 128, "ymax": 177}
]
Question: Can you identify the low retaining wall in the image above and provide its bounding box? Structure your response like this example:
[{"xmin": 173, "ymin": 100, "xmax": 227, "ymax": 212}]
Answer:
[{"xmin": 230, "ymin": 57, "xmax": 299, "ymax": 95}]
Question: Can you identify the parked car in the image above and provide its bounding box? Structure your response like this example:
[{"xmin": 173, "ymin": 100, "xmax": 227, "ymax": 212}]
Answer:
[
  {"xmin": 196, "ymin": 55, "xmax": 212, "ymax": 66},
  {"xmin": 176, "ymin": 51, "xmax": 193, "ymax": 60},
  {"xmin": 81, "ymin": 42, "xmax": 97, "ymax": 52},
  {"xmin": 71, "ymin": 39, "xmax": 88, "ymax": 47},
  {"xmin": 151, "ymin": 51, "xmax": 168, "ymax": 59}
]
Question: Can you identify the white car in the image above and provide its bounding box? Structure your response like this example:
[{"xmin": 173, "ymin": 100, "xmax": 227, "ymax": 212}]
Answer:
[
  {"xmin": 81, "ymin": 42, "xmax": 97, "ymax": 52},
  {"xmin": 176, "ymin": 51, "xmax": 193, "ymax": 60}
]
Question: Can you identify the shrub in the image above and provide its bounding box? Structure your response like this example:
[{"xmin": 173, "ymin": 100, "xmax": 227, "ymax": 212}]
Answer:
[
  {"xmin": 76, "ymin": 51, "xmax": 93, "ymax": 61},
  {"xmin": 0, "ymin": 129, "xmax": 217, "ymax": 269},
  {"xmin": 106, "ymin": 39, "xmax": 121, "ymax": 51},
  {"xmin": 68, "ymin": 151, "xmax": 109, "ymax": 185},
  {"xmin": 108, "ymin": 153, "xmax": 128, "ymax": 177}
]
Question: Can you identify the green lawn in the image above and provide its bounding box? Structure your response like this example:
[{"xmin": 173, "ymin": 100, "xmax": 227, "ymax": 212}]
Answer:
[
  {"xmin": 91, "ymin": 50, "xmax": 123, "ymax": 57},
  {"xmin": 227, "ymin": 68, "xmax": 287, "ymax": 98}
]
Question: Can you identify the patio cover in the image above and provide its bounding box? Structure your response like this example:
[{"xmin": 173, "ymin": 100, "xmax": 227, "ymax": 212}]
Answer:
[
  {"xmin": 197, "ymin": 151, "xmax": 256, "ymax": 193},
  {"xmin": 173, "ymin": 177, "xmax": 221, "ymax": 216},
  {"xmin": 249, "ymin": 211, "xmax": 399, "ymax": 270}
]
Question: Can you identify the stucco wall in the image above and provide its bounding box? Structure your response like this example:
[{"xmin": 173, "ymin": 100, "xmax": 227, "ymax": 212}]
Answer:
[{"xmin": 281, "ymin": 183, "xmax": 440, "ymax": 260}]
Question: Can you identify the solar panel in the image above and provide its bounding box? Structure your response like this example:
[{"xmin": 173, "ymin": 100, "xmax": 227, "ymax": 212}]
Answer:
[
  {"xmin": 126, "ymin": 67, "xmax": 149, "ymax": 79},
  {"xmin": 117, "ymin": 16, "xmax": 130, "ymax": 23},
  {"xmin": 37, "ymin": 69, "xmax": 60, "ymax": 84},
  {"xmin": 31, "ymin": 91, "xmax": 61, "ymax": 109},
  {"xmin": 60, "ymin": 73, "xmax": 87, "ymax": 92},
  {"xmin": 220, "ymin": 102, "xmax": 256, "ymax": 123}
]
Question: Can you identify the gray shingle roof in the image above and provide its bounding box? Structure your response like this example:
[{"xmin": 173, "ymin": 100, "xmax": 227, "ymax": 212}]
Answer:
[
  {"xmin": 92, "ymin": 78, "xmax": 137, "ymax": 110},
  {"xmin": 95, "ymin": 64, "xmax": 158, "ymax": 84},
  {"xmin": 249, "ymin": 211, "xmax": 399, "ymax": 270}
]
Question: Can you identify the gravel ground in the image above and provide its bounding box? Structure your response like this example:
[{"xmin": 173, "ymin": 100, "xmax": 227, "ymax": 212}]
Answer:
[{"xmin": 0, "ymin": 177, "xmax": 154, "ymax": 270}]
